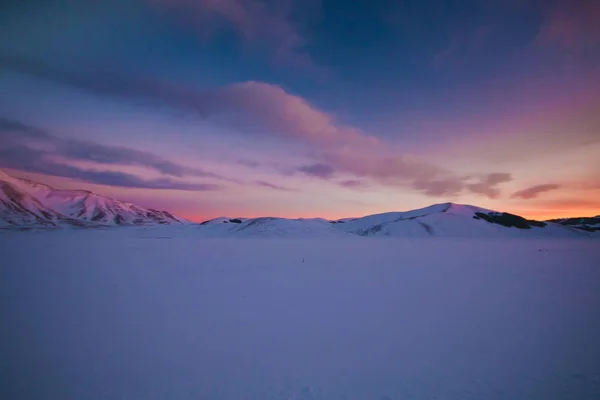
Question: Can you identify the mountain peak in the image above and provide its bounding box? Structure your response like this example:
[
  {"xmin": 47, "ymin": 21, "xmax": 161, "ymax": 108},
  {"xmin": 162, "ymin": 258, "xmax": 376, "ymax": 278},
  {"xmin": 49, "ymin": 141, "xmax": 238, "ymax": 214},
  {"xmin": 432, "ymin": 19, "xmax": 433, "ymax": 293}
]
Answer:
[{"xmin": 0, "ymin": 169, "xmax": 187, "ymax": 229}]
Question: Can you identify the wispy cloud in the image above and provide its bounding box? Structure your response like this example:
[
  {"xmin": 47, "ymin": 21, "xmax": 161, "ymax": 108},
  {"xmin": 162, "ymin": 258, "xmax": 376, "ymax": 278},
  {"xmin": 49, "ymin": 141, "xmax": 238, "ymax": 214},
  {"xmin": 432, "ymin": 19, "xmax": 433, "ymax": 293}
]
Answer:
[
  {"xmin": 0, "ymin": 117, "xmax": 227, "ymax": 180},
  {"xmin": 255, "ymin": 180, "xmax": 295, "ymax": 191},
  {"xmin": 0, "ymin": 117, "xmax": 223, "ymax": 190},
  {"xmin": 0, "ymin": 146, "xmax": 218, "ymax": 191},
  {"xmin": 512, "ymin": 183, "xmax": 561, "ymax": 199}
]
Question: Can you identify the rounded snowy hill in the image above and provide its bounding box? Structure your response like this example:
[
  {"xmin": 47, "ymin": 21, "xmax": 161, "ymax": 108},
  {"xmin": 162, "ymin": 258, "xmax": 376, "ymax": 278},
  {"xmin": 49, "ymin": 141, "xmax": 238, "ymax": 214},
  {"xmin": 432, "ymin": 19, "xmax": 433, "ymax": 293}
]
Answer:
[
  {"xmin": 197, "ymin": 216, "xmax": 351, "ymax": 238},
  {"xmin": 332, "ymin": 203, "xmax": 588, "ymax": 238}
]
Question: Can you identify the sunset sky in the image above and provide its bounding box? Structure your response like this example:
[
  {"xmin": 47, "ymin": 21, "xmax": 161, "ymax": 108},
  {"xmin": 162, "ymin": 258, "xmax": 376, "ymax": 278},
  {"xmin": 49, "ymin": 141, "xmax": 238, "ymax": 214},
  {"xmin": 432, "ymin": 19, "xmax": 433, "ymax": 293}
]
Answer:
[{"xmin": 1, "ymin": 0, "xmax": 599, "ymax": 221}]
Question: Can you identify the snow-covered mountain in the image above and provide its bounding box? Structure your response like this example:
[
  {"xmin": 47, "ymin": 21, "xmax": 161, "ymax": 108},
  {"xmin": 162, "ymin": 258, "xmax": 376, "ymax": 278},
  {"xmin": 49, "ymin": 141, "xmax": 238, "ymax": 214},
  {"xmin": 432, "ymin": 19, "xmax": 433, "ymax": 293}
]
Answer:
[
  {"xmin": 198, "ymin": 203, "xmax": 592, "ymax": 238},
  {"xmin": 0, "ymin": 170, "xmax": 187, "ymax": 229}
]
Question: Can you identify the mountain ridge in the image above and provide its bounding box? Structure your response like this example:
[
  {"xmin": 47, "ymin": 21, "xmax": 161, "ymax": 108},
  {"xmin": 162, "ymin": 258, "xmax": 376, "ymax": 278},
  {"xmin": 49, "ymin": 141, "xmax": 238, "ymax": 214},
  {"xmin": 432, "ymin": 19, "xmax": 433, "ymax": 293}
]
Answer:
[{"xmin": 1, "ymin": 169, "xmax": 597, "ymax": 237}]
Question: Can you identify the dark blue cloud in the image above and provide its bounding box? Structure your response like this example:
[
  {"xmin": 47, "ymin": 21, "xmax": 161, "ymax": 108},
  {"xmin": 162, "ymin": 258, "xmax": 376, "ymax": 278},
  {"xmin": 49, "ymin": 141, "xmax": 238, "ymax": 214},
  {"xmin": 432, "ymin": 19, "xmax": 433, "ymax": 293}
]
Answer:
[
  {"xmin": 0, "ymin": 117, "xmax": 50, "ymax": 139},
  {"xmin": 0, "ymin": 117, "xmax": 229, "ymax": 180}
]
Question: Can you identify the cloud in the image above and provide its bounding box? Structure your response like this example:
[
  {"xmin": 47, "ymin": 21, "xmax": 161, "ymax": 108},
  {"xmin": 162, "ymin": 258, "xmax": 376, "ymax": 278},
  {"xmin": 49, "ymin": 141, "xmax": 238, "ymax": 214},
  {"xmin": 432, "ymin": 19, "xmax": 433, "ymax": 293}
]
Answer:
[
  {"xmin": 0, "ymin": 117, "xmax": 228, "ymax": 180},
  {"xmin": 466, "ymin": 173, "xmax": 513, "ymax": 199},
  {"xmin": 321, "ymin": 149, "xmax": 467, "ymax": 196},
  {"xmin": 255, "ymin": 180, "xmax": 295, "ymax": 191},
  {"xmin": 303, "ymin": 149, "xmax": 512, "ymax": 198},
  {"xmin": 58, "ymin": 140, "xmax": 222, "ymax": 179},
  {"xmin": 536, "ymin": 0, "xmax": 600, "ymax": 56},
  {"xmin": 0, "ymin": 56, "xmax": 513, "ymax": 199},
  {"xmin": 412, "ymin": 177, "xmax": 465, "ymax": 197},
  {"xmin": 211, "ymin": 82, "xmax": 378, "ymax": 147},
  {"xmin": 512, "ymin": 183, "xmax": 562, "ymax": 199},
  {"xmin": 0, "ymin": 146, "xmax": 218, "ymax": 191},
  {"xmin": 0, "ymin": 55, "xmax": 373, "ymax": 147},
  {"xmin": 0, "ymin": 117, "xmax": 48, "ymax": 138},
  {"xmin": 297, "ymin": 163, "xmax": 335, "ymax": 179},
  {"xmin": 339, "ymin": 179, "xmax": 368, "ymax": 189},
  {"xmin": 146, "ymin": 0, "xmax": 321, "ymax": 70}
]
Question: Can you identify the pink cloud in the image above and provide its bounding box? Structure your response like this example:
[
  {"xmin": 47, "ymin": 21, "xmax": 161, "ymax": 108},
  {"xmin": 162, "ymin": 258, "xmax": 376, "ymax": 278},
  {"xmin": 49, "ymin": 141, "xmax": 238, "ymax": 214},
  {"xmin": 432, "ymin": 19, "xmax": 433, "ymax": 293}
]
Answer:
[
  {"xmin": 214, "ymin": 82, "xmax": 379, "ymax": 147},
  {"xmin": 512, "ymin": 183, "xmax": 562, "ymax": 199}
]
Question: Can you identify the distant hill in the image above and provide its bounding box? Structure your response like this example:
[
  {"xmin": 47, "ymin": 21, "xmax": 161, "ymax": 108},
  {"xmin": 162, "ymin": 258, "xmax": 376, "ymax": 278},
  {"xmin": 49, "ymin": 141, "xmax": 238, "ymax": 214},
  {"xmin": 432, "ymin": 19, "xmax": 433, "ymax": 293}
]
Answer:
[
  {"xmin": 197, "ymin": 203, "xmax": 592, "ymax": 238},
  {"xmin": 547, "ymin": 216, "xmax": 600, "ymax": 232}
]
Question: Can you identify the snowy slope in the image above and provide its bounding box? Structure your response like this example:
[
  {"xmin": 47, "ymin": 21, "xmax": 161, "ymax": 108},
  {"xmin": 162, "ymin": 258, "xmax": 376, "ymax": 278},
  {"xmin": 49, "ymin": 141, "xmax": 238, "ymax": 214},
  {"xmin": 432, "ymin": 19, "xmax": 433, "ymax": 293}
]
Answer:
[
  {"xmin": 0, "ymin": 180, "xmax": 65, "ymax": 227},
  {"xmin": 0, "ymin": 170, "xmax": 187, "ymax": 228},
  {"xmin": 332, "ymin": 202, "xmax": 589, "ymax": 238}
]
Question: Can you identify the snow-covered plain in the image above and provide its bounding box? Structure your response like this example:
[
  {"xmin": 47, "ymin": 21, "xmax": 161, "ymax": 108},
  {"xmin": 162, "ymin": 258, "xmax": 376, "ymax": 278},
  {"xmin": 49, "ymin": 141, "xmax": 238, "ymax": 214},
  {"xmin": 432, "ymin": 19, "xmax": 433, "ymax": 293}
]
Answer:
[{"xmin": 1, "ymin": 229, "xmax": 600, "ymax": 400}]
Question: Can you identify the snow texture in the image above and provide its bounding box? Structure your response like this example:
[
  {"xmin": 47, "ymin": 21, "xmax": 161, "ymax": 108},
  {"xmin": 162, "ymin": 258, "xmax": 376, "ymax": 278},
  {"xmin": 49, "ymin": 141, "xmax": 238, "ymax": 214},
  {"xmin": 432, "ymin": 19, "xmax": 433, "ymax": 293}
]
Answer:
[{"xmin": 1, "ymin": 230, "xmax": 599, "ymax": 400}]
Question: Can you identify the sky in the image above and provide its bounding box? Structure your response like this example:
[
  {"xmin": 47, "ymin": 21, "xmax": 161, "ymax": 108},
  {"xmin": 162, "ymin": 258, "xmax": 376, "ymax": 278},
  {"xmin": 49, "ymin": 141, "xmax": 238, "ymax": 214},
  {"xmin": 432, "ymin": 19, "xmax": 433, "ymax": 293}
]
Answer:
[{"xmin": 0, "ymin": 0, "xmax": 599, "ymax": 221}]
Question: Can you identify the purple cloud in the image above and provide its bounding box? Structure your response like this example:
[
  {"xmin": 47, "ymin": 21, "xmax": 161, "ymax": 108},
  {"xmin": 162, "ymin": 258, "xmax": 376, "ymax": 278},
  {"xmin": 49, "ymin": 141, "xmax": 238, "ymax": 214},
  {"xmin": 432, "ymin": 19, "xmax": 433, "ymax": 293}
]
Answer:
[
  {"xmin": 512, "ymin": 183, "xmax": 562, "ymax": 199},
  {"xmin": 0, "ymin": 146, "xmax": 218, "ymax": 191},
  {"xmin": 298, "ymin": 163, "xmax": 335, "ymax": 179},
  {"xmin": 466, "ymin": 173, "xmax": 513, "ymax": 199}
]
